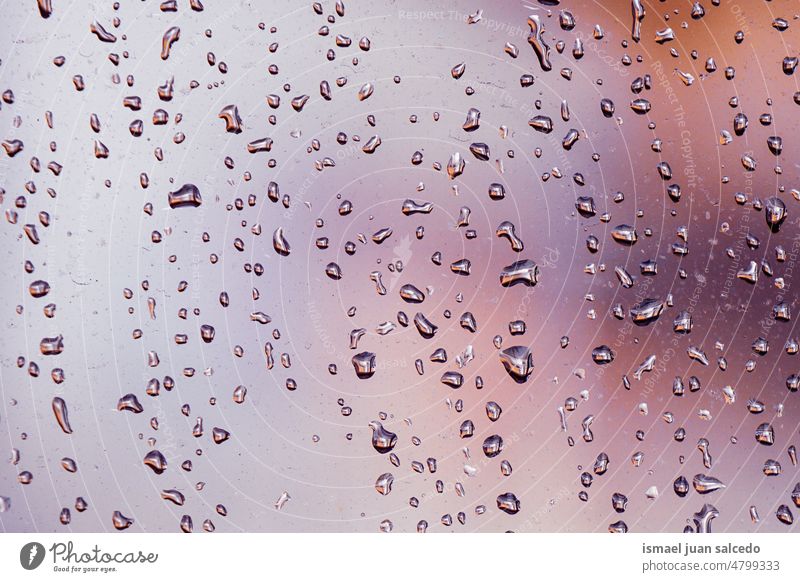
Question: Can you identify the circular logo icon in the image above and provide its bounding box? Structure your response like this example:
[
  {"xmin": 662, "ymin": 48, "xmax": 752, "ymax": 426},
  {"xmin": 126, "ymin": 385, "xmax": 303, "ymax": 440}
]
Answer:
[{"xmin": 20, "ymin": 542, "xmax": 45, "ymax": 570}]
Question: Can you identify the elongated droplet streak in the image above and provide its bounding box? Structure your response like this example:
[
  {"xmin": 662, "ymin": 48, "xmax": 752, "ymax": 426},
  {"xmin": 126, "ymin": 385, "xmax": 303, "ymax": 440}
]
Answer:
[
  {"xmin": 37, "ymin": 0, "xmax": 53, "ymax": 18},
  {"xmin": 274, "ymin": 491, "xmax": 291, "ymax": 510},
  {"xmin": 52, "ymin": 397, "xmax": 73, "ymax": 434},
  {"xmin": 401, "ymin": 199, "xmax": 433, "ymax": 215},
  {"xmin": 631, "ymin": 0, "xmax": 645, "ymax": 42},
  {"xmin": 527, "ymin": 14, "xmax": 552, "ymax": 71},
  {"xmin": 161, "ymin": 26, "xmax": 180, "ymax": 59},
  {"xmin": 693, "ymin": 474, "xmax": 726, "ymax": 494}
]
